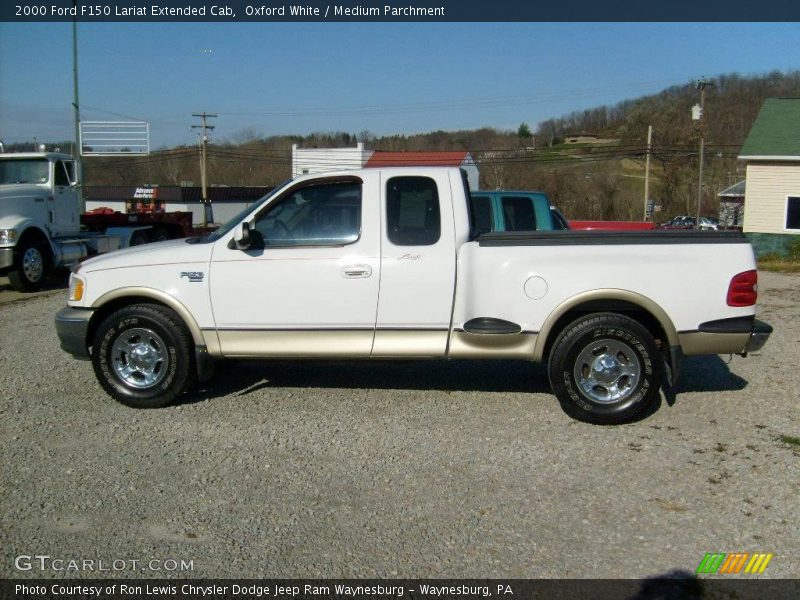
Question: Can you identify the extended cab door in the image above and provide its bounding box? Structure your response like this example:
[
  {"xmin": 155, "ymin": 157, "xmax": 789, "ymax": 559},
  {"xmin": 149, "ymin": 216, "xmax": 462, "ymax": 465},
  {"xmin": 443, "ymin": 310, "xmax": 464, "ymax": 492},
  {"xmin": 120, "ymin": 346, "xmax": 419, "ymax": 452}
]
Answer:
[
  {"xmin": 372, "ymin": 171, "xmax": 457, "ymax": 356},
  {"xmin": 208, "ymin": 173, "xmax": 381, "ymax": 357}
]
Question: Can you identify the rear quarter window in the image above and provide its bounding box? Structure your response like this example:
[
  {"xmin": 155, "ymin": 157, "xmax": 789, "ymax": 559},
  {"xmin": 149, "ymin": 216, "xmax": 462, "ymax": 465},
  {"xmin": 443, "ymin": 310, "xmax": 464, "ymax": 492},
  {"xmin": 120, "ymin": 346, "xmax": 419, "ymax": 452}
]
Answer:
[{"xmin": 386, "ymin": 176, "xmax": 441, "ymax": 246}]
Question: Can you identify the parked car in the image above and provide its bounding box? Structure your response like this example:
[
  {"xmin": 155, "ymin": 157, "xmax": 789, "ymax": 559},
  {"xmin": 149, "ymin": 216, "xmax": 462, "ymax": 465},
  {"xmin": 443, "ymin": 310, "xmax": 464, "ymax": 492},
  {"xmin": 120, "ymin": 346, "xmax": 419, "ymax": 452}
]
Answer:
[
  {"xmin": 56, "ymin": 167, "xmax": 771, "ymax": 425},
  {"xmin": 659, "ymin": 215, "xmax": 719, "ymax": 231}
]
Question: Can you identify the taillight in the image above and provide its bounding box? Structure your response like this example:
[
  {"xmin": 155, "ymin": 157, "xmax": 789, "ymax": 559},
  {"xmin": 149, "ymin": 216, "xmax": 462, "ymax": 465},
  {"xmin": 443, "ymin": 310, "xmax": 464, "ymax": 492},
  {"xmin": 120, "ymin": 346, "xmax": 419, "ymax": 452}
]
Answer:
[{"xmin": 727, "ymin": 270, "xmax": 758, "ymax": 307}]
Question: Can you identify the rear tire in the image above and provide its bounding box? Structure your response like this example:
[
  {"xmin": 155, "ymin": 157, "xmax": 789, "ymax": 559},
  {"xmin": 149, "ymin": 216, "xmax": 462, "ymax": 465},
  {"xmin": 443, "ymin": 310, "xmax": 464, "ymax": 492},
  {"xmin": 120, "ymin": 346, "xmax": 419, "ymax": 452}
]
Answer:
[
  {"xmin": 8, "ymin": 240, "xmax": 50, "ymax": 292},
  {"xmin": 91, "ymin": 303, "xmax": 195, "ymax": 408},
  {"xmin": 548, "ymin": 313, "xmax": 662, "ymax": 425}
]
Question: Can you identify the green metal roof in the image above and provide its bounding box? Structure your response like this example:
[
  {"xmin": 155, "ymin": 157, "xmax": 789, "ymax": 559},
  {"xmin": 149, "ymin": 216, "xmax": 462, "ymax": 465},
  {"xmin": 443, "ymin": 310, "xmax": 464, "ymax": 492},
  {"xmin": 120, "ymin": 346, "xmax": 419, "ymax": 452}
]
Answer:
[{"xmin": 739, "ymin": 98, "xmax": 800, "ymax": 159}]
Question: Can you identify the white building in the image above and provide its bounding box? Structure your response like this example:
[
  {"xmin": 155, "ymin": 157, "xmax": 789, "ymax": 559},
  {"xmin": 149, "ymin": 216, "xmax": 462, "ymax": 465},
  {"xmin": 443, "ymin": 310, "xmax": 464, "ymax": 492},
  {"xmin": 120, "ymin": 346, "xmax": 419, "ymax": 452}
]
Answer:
[
  {"xmin": 291, "ymin": 144, "xmax": 481, "ymax": 190},
  {"xmin": 291, "ymin": 142, "xmax": 372, "ymax": 177}
]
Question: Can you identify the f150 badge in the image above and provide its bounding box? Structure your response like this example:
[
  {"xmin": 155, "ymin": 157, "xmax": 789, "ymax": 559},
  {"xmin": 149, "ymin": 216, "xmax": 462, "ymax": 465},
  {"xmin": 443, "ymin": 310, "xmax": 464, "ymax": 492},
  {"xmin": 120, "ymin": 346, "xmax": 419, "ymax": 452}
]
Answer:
[{"xmin": 180, "ymin": 271, "xmax": 204, "ymax": 283}]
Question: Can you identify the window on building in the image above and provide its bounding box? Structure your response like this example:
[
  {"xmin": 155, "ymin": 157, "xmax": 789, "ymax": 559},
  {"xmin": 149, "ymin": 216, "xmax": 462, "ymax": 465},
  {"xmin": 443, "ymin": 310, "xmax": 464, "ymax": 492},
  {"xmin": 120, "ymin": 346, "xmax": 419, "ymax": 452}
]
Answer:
[
  {"xmin": 254, "ymin": 181, "xmax": 361, "ymax": 246},
  {"xmin": 386, "ymin": 177, "xmax": 440, "ymax": 246},
  {"xmin": 501, "ymin": 196, "xmax": 537, "ymax": 231},
  {"xmin": 786, "ymin": 196, "xmax": 800, "ymax": 230}
]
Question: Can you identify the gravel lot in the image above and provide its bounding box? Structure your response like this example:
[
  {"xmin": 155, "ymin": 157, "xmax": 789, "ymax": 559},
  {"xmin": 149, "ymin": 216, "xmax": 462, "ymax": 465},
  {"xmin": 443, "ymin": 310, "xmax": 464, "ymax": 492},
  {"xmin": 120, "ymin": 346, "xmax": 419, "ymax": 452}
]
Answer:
[{"xmin": 1, "ymin": 272, "xmax": 798, "ymax": 579}]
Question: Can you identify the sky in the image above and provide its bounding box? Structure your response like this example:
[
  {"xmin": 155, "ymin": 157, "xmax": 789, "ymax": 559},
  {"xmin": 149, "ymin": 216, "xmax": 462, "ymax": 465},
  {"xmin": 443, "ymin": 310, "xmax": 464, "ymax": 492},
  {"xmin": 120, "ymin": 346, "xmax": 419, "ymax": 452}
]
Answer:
[{"xmin": 1, "ymin": 22, "xmax": 799, "ymax": 149}]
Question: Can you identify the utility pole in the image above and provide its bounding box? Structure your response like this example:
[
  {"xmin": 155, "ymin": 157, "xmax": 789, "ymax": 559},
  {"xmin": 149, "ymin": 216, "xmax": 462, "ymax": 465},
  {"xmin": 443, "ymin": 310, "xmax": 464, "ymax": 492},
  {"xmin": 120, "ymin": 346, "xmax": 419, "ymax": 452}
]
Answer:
[
  {"xmin": 191, "ymin": 112, "xmax": 217, "ymax": 227},
  {"xmin": 72, "ymin": 2, "xmax": 84, "ymax": 211},
  {"xmin": 643, "ymin": 125, "xmax": 652, "ymax": 221},
  {"xmin": 694, "ymin": 78, "xmax": 714, "ymax": 229}
]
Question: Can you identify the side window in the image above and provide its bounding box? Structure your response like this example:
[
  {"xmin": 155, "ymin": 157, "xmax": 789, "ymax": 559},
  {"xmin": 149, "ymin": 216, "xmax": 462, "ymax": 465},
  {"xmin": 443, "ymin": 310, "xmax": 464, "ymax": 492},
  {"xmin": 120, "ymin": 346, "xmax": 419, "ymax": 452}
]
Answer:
[
  {"xmin": 63, "ymin": 161, "xmax": 75, "ymax": 184},
  {"xmin": 386, "ymin": 176, "xmax": 440, "ymax": 246},
  {"xmin": 254, "ymin": 181, "xmax": 361, "ymax": 247},
  {"xmin": 54, "ymin": 161, "xmax": 70, "ymax": 186},
  {"xmin": 550, "ymin": 209, "xmax": 570, "ymax": 230},
  {"xmin": 786, "ymin": 196, "xmax": 800, "ymax": 230},
  {"xmin": 469, "ymin": 195, "xmax": 493, "ymax": 235},
  {"xmin": 501, "ymin": 196, "xmax": 537, "ymax": 231}
]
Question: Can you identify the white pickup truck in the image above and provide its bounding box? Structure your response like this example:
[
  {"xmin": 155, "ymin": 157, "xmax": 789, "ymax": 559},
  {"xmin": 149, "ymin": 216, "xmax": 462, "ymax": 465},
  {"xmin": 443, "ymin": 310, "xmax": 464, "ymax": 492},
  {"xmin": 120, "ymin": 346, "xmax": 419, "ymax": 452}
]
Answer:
[{"xmin": 55, "ymin": 167, "xmax": 771, "ymax": 424}]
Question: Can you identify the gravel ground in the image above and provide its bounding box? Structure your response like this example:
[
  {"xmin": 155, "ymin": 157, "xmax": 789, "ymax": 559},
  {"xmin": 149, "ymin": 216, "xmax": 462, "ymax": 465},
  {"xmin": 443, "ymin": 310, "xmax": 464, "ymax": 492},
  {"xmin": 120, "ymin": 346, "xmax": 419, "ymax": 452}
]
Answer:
[{"xmin": 0, "ymin": 272, "xmax": 798, "ymax": 579}]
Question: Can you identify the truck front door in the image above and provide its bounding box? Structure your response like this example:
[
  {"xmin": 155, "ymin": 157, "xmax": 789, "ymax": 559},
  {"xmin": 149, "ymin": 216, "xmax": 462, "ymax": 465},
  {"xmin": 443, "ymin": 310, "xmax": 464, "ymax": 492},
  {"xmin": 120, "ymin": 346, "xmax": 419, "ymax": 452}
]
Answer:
[
  {"xmin": 51, "ymin": 160, "xmax": 80, "ymax": 236},
  {"xmin": 209, "ymin": 173, "xmax": 381, "ymax": 357}
]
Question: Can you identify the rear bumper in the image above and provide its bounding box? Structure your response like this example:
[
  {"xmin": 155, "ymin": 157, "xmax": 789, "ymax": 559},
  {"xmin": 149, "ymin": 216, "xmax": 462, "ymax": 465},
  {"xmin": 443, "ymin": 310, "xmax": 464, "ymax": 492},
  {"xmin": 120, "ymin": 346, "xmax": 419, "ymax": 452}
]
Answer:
[
  {"xmin": 679, "ymin": 316, "xmax": 772, "ymax": 356},
  {"xmin": 54, "ymin": 306, "xmax": 93, "ymax": 360},
  {"xmin": 744, "ymin": 319, "xmax": 773, "ymax": 354}
]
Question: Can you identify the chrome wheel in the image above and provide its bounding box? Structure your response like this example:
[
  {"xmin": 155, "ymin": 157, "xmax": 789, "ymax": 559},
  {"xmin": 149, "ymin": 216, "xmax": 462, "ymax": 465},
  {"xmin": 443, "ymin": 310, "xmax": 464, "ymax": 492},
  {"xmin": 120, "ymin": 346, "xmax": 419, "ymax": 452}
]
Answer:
[
  {"xmin": 22, "ymin": 247, "xmax": 44, "ymax": 283},
  {"xmin": 574, "ymin": 338, "xmax": 641, "ymax": 404},
  {"xmin": 111, "ymin": 327, "xmax": 169, "ymax": 389}
]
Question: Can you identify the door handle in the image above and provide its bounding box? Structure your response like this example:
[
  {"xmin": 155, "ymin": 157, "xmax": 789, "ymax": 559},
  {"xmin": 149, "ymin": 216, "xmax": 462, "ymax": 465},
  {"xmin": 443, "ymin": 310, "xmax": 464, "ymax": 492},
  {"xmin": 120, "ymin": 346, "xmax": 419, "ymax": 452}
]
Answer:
[{"xmin": 342, "ymin": 265, "xmax": 372, "ymax": 279}]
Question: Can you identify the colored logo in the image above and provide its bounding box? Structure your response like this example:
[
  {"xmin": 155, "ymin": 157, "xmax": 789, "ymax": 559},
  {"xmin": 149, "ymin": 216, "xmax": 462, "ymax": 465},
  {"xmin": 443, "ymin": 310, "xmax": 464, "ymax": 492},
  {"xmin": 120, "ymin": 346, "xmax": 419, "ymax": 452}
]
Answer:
[{"xmin": 696, "ymin": 552, "xmax": 773, "ymax": 575}]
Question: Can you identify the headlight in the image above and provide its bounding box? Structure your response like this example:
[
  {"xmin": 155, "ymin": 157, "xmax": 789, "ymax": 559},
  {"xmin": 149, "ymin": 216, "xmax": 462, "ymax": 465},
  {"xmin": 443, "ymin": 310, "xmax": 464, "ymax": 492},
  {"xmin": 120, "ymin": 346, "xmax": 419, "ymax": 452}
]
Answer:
[
  {"xmin": 68, "ymin": 275, "xmax": 85, "ymax": 302},
  {"xmin": 0, "ymin": 229, "xmax": 19, "ymax": 244}
]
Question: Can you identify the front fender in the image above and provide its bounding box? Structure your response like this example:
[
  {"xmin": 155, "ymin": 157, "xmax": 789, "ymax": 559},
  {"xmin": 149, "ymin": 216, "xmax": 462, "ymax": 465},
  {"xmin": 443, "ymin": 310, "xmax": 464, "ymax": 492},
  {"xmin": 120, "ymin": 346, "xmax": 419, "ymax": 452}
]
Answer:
[{"xmin": 91, "ymin": 286, "xmax": 206, "ymax": 347}]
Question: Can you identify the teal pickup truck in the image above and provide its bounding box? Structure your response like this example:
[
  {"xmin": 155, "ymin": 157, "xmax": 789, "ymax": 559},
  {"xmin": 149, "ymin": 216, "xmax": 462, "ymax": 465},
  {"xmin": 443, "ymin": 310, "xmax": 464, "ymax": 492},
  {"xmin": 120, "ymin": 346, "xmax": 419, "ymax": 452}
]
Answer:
[{"xmin": 469, "ymin": 190, "xmax": 569, "ymax": 233}]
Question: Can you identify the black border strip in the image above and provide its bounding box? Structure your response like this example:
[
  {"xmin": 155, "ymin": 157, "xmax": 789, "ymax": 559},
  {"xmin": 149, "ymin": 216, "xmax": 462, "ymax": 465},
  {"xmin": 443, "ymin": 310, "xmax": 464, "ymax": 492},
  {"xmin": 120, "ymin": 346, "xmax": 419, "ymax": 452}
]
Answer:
[
  {"xmin": 478, "ymin": 230, "xmax": 749, "ymax": 247},
  {"xmin": 4, "ymin": 1, "xmax": 800, "ymax": 22}
]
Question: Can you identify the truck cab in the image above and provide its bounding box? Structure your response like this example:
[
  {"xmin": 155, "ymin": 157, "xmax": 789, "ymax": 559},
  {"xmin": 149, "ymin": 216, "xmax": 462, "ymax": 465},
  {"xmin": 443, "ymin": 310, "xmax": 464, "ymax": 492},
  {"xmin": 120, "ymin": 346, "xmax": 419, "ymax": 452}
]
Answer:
[
  {"xmin": 0, "ymin": 152, "xmax": 83, "ymax": 290},
  {"xmin": 469, "ymin": 190, "xmax": 566, "ymax": 233}
]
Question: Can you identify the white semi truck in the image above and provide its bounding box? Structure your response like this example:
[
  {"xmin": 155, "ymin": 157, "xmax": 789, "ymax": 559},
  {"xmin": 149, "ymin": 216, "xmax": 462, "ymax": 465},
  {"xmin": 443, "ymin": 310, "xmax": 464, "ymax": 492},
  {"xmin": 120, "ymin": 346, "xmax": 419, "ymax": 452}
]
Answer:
[{"xmin": 0, "ymin": 152, "xmax": 198, "ymax": 291}]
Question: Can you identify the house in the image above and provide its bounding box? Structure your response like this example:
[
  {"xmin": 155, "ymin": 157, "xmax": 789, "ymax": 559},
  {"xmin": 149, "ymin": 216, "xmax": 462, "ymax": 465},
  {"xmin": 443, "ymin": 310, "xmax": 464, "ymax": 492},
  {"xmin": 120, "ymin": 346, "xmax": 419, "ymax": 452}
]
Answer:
[
  {"xmin": 564, "ymin": 132, "xmax": 599, "ymax": 144},
  {"xmin": 291, "ymin": 144, "xmax": 481, "ymax": 190},
  {"xmin": 365, "ymin": 151, "xmax": 480, "ymax": 190},
  {"xmin": 738, "ymin": 97, "xmax": 800, "ymax": 256},
  {"xmin": 717, "ymin": 180, "xmax": 745, "ymax": 228}
]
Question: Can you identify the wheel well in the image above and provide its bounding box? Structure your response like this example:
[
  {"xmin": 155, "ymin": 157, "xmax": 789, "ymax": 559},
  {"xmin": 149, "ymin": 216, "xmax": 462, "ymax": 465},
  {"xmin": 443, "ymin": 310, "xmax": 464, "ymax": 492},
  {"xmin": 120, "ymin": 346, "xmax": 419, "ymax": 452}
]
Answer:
[
  {"xmin": 86, "ymin": 296, "xmax": 195, "ymax": 350},
  {"xmin": 17, "ymin": 227, "xmax": 51, "ymax": 256},
  {"xmin": 542, "ymin": 300, "xmax": 669, "ymax": 362}
]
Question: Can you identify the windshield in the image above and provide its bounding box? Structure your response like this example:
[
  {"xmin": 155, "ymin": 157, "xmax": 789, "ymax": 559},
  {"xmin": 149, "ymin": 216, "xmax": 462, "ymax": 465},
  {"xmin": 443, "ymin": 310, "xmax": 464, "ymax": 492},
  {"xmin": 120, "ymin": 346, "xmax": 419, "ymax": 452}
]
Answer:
[
  {"xmin": 190, "ymin": 179, "xmax": 291, "ymax": 244},
  {"xmin": 0, "ymin": 159, "xmax": 49, "ymax": 185}
]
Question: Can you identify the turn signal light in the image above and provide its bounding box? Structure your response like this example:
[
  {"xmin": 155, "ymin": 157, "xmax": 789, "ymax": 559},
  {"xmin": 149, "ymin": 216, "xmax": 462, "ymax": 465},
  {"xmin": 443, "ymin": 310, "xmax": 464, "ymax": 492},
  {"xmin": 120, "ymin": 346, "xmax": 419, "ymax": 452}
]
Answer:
[
  {"xmin": 69, "ymin": 276, "xmax": 84, "ymax": 302},
  {"xmin": 727, "ymin": 270, "xmax": 757, "ymax": 307}
]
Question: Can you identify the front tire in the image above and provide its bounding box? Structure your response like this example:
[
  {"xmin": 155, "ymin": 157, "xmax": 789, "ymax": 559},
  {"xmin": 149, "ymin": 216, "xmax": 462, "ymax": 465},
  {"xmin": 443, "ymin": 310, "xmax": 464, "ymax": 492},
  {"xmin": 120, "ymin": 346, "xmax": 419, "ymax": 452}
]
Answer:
[
  {"xmin": 92, "ymin": 304, "xmax": 195, "ymax": 408},
  {"xmin": 548, "ymin": 313, "xmax": 662, "ymax": 425},
  {"xmin": 8, "ymin": 240, "xmax": 50, "ymax": 292}
]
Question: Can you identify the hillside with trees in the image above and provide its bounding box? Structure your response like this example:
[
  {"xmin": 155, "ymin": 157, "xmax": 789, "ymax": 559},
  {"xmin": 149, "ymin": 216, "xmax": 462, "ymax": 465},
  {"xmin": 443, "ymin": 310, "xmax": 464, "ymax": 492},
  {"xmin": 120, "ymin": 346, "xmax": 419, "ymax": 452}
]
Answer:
[{"xmin": 72, "ymin": 69, "xmax": 800, "ymax": 221}]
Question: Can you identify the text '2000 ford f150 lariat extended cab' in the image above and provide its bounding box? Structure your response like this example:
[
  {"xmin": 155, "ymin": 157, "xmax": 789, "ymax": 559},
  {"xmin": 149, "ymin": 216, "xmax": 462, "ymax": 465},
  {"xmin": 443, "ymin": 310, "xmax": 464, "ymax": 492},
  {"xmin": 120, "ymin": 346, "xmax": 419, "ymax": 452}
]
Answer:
[{"xmin": 55, "ymin": 167, "xmax": 772, "ymax": 424}]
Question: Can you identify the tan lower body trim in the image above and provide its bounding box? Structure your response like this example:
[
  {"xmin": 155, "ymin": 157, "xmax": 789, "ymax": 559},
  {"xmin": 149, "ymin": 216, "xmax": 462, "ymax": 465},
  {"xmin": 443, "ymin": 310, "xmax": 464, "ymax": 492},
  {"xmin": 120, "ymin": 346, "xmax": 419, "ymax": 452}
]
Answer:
[
  {"xmin": 216, "ymin": 329, "xmax": 374, "ymax": 358},
  {"xmin": 448, "ymin": 331, "xmax": 537, "ymax": 359},
  {"xmin": 372, "ymin": 330, "xmax": 448, "ymax": 357},
  {"xmin": 678, "ymin": 332, "xmax": 750, "ymax": 356},
  {"xmin": 202, "ymin": 330, "xmax": 222, "ymax": 356}
]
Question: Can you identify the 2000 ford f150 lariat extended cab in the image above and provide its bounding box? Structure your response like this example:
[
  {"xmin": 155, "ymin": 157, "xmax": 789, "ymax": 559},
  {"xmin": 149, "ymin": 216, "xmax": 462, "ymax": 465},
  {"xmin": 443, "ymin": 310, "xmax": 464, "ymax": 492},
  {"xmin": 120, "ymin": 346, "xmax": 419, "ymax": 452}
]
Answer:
[{"xmin": 55, "ymin": 167, "xmax": 772, "ymax": 424}]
